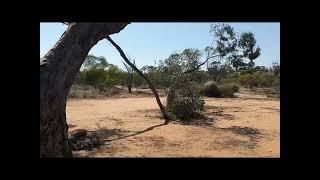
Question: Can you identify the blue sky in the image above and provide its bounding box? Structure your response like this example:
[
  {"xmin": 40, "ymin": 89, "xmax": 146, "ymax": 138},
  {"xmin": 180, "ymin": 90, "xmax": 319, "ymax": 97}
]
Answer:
[{"xmin": 40, "ymin": 22, "xmax": 280, "ymax": 69}]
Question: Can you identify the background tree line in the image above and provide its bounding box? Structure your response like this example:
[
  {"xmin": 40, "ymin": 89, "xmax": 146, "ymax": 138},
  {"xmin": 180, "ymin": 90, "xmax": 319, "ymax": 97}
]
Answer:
[{"xmin": 72, "ymin": 23, "xmax": 280, "ymax": 96}]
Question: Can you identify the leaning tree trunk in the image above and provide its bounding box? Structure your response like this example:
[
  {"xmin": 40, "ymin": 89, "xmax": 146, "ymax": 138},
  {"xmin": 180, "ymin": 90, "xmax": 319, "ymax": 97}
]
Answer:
[
  {"xmin": 106, "ymin": 36, "xmax": 170, "ymax": 123},
  {"xmin": 40, "ymin": 23, "xmax": 128, "ymax": 157}
]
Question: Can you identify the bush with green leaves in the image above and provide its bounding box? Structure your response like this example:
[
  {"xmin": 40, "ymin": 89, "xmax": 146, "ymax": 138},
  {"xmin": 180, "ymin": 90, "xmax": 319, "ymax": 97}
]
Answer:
[
  {"xmin": 83, "ymin": 68, "xmax": 107, "ymax": 88},
  {"xmin": 199, "ymin": 81, "xmax": 222, "ymax": 97},
  {"xmin": 221, "ymin": 72, "xmax": 240, "ymax": 84},
  {"xmin": 238, "ymin": 74, "xmax": 258, "ymax": 88},
  {"xmin": 238, "ymin": 72, "xmax": 278, "ymax": 88},
  {"xmin": 166, "ymin": 72, "xmax": 205, "ymax": 121},
  {"xmin": 257, "ymin": 72, "xmax": 276, "ymax": 87},
  {"xmin": 218, "ymin": 83, "xmax": 236, "ymax": 97},
  {"xmin": 272, "ymin": 77, "xmax": 280, "ymax": 87}
]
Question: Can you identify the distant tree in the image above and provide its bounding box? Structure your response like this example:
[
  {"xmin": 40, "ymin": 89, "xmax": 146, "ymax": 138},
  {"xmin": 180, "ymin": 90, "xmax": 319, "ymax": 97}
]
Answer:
[
  {"xmin": 141, "ymin": 65, "xmax": 163, "ymax": 88},
  {"xmin": 105, "ymin": 64, "xmax": 125, "ymax": 89},
  {"xmin": 83, "ymin": 68, "xmax": 106, "ymax": 90},
  {"xmin": 210, "ymin": 23, "xmax": 238, "ymax": 58},
  {"xmin": 204, "ymin": 24, "xmax": 262, "ymax": 80},
  {"xmin": 123, "ymin": 59, "xmax": 135, "ymax": 93},
  {"xmin": 181, "ymin": 48, "xmax": 203, "ymax": 71},
  {"xmin": 228, "ymin": 53, "xmax": 246, "ymax": 71},
  {"xmin": 157, "ymin": 48, "xmax": 203, "ymax": 86},
  {"xmin": 238, "ymin": 32, "xmax": 261, "ymax": 69},
  {"xmin": 81, "ymin": 55, "xmax": 109, "ymax": 70},
  {"xmin": 271, "ymin": 61, "xmax": 280, "ymax": 76},
  {"xmin": 208, "ymin": 61, "xmax": 222, "ymax": 82},
  {"xmin": 202, "ymin": 23, "xmax": 239, "ymax": 81}
]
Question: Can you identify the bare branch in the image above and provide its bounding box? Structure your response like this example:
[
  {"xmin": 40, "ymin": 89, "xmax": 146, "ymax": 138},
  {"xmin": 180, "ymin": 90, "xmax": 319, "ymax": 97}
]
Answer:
[{"xmin": 184, "ymin": 54, "xmax": 219, "ymax": 74}]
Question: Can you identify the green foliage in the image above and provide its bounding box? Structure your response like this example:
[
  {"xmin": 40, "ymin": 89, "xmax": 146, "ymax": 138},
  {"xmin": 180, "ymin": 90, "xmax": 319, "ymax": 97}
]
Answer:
[
  {"xmin": 238, "ymin": 32, "xmax": 261, "ymax": 66},
  {"xmin": 157, "ymin": 48, "xmax": 203, "ymax": 87},
  {"xmin": 166, "ymin": 72, "xmax": 205, "ymax": 121},
  {"xmin": 83, "ymin": 68, "xmax": 106, "ymax": 88},
  {"xmin": 105, "ymin": 65, "xmax": 125, "ymax": 87},
  {"xmin": 238, "ymin": 71, "xmax": 279, "ymax": 88},
  {"xmin": 258, "ymin": 72, "xmax": 276, "ymax": 87},
  {"xmin": 210, "ymin": 23, "xmax": 238, "ymax": 57},
  {"xmin": 74, "ymin": 21, "xmax": 272, "ymax": 96},
  {"xmin": 238, "ymin": 74, "xmax": 258, "ymax": 88},
  {"xmin": 142, "ymin": 65, "xmax": 165, "ymax": 88},
  {"xmin": 132, "ymin": 73, "xmax": 144, "ymax": 87},
  {"xmin": 82, "ymin": 55, "xmax": 109, "ymax": 70},
  {"xmin": 218, "ymin": 83, "xmax": 236, "ymax": 97},
  {"xmin": 206, "ymin": 23, "xmax": 262, "ymax": 75},
  {"xmin": 230, "ymin": 83, "xmax": 239, "ymax": 92},
  {"xmin": 199, "ymin": 81, "xmax": 238, "ymax": 98},
  {"xmin": 199, "ymin": 81, "xmax": 222, "ymax": 97},
  {"xmin": 221, "ymin": 72, "xmax": 240, "ymax": 84},
  {"xmin": 271, "ymin": 62, "xmax": 280, "ymax": 76},
  {"xmin": 190, "ymin": 70, "xmax": 209, "ymax": 84},
  {"xmin": 82, "ymin": 63, "xmax": 126, "ymax": 91},
  {"xmin": 272, "ymin": 77, "xmax": 280, "ymax": 87}
]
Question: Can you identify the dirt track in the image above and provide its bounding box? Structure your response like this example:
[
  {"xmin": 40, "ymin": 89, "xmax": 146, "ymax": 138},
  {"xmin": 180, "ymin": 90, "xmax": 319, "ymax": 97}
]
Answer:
[{"xmin": 66, "ymin": 88, "xmax": 280, "ymax": 157}]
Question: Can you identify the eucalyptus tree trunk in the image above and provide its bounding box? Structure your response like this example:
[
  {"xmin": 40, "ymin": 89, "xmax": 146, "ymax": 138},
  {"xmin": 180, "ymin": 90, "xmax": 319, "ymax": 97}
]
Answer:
[{"xmin": 40, "ymin": 23, "xmax": 128, "ymax": 157}]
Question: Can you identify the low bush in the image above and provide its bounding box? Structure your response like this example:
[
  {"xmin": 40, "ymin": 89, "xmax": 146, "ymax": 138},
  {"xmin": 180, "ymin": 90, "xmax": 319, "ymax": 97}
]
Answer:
[
  {"xmin": 199, "ymin": 81, "xmax": 222, "ymax": 97},
  {"xmin": 166, "ymin": 72, "xmax": 205, "ymax": 121},
  {"xmin": 218, "ymin": 83, "xmax": 236, "ymax": 97}
]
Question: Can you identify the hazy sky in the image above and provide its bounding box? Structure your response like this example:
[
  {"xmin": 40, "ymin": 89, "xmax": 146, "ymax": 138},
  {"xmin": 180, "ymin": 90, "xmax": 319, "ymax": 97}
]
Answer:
[{"xmin": 40, "ymin": 22, "xmax": 280, "ymax": 69}]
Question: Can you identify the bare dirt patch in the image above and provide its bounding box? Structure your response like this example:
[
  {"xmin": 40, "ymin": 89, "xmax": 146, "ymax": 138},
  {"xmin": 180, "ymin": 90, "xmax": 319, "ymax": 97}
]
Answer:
[{"xmin": 67, "ymin": 87, "xmax": 280, "ymax": 157}]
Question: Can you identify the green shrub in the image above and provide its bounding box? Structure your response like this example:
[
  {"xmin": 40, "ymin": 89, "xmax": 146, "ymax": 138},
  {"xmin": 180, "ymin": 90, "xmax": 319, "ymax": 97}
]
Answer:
[
  {"xmin": 239, "ymin": 74, "xmax": 258, "ymax": 88},
  {"xmin": 230, "ymin": 83, "xmax": 239, "ymax": 92},
  {"xmin": 257, "ymin": 72, "xmax": 275, "ymax": 87},
  {"xmin": 83, "ymin": 68, "xmax": 106, "ymax": 87},
  {"xmin": 238, "ymin": 72, "xmax": 278, "ymax": 88},
  {"xmin": 218, "ymin": 83, "xmax": 236, "ymax": 97},
  {"xmin": 272, "ymin": 77, "xmax": 280, "ymax": 87},
  {"xmin": 166, "ymin": 72, "xmax": 205, "ymax": 121},
  {"xmin": 221, "ymin": 72, "xmax": 240, "ymax": 84},
  {"xmin": 199, "ymin": 81, "xmax": 222, "ymax": 97}
]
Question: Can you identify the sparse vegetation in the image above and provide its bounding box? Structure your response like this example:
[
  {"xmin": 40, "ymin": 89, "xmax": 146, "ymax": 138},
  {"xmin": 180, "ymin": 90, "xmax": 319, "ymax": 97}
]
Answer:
[{"xmin": 41, "ymin": 22, "xmax": 280, "ymax": 158}]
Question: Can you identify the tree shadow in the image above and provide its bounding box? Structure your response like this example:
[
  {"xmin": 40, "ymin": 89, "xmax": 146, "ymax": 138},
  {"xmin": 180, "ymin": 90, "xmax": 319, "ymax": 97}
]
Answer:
[
  {"xmin": 82, "ymin": 123, "xmax": 167, "ymax": 157},
  {"xmin": 173, "ymin": 115, "xmax": 216, "ymax": 127},
  {"xmin": 89, "ymin": 122, "xmax": 168, "ymax": 144},
  {"xmin": 218, "ymin": 126, "xmax": 260, "ymax": 137},
  {"xmin": 210, "ymin": 126, "xmax": 261, "ymax": 150}
]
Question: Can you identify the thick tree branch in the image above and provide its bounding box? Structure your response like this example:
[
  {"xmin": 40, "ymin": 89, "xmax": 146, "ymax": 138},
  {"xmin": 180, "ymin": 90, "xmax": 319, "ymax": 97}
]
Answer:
[{"xmin": 106, "ymin": 36, "xmax": 170, "ymax": 124}]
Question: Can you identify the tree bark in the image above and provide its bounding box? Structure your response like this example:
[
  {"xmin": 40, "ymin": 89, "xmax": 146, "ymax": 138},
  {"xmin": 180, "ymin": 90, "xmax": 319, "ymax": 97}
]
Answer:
[
  {"xmin": 106, "ymin": 36, "xmax": 170, "ymax": 124},
  {"xmin": 40, "ymin": 23, "xmax": 128, "ymax": 157}
]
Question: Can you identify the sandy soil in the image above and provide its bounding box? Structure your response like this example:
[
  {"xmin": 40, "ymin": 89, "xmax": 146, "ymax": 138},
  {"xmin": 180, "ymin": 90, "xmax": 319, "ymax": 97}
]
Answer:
[{"xmin": 66, "ymin": 88, "xmax": 280, "ymax": 157}]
